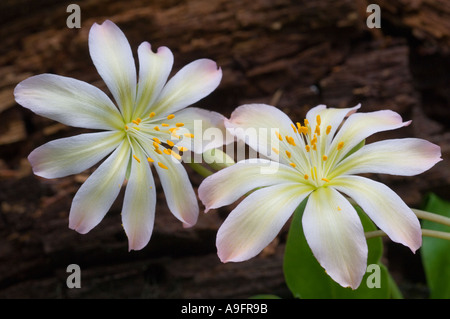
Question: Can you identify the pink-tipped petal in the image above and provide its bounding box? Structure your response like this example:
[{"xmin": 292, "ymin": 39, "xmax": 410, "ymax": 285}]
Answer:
[{"xmin": 302, "ymin": 187, "xmax": 368, "ymax": 289}]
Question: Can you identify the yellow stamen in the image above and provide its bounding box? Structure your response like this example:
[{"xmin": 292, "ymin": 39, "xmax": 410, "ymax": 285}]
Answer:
[
  {"xmin": 149, "ymin": 112, "xmax": 155, "ymax": 118},
  {"xmin": 322, "ymin": 155, "xmax": 328, "ymax": 161},
  {"xmin": 337, "ymin": 141, "xmax": 344, "ymax": 150},
  {"xmin": 167, "ymin": 114, "xmax": 175, "ymax": 120},
  {"xmin": 176, "ymin": 123, "xmax": 185, "ymax": 127},
  {"xmin": 316, "ymin": 115, "xmax": 321, "ymax": 125},
  {"xmin": 291, "ymin": 124, "xmax": 298, "ymax": 133},
  {"xmin": 124, "ymin": 125, "xmax": 129, "ymax": 130},
  {"xmin": 153, "ymin": 141, "xmax": 160, "ymax": 149},
  {"xmin": 326, "ymin": 125, "xmax": 332, "ymax": 135},
  {"xmin": 305, "ymin": 145, "xmax": 310, "ymax": 152},
  {"xmin": 166, "ymin": 140, "xmax": 175, "ymax": 147},
  {"xmin": 153, "ymin": 137, "xmax": 161, "ymax": 144},
  {"xmin": 136, "ymin": 118, "xmax": 142, "ymax": 124},
  {"xmin": 158, "ymin": 162, "xmax": 168, "ymax": 170},
  {"xmin": 338, "ymin": 206, "xmax": 342, "ymax": 211},
  {"xmin": 296, "ymin": 122, "xmax": 302, "ymax": 132},
  {"xmin": 154, "ymin": 126, "xmax": 160, "ymax": 131},
  {"xmin": 286, "ymin": 150, "xmax": 291, "ymax": 158},
  {"xmin": 304, "ymin": 174, "xmax": 309, "ymax": 180},
  {"xmin": 286, "ymin": 136, "xmax": 296, "ymax": 146},
  {"xmin": 184, "ymin": 133, "xmax": 194, "ymax": 138},
  {"xmin": 147, "ymin": 157, "xmax": 154, "ymax": 163},
  {"xmin": 133, "ymin": 155, "xmax": 141, "ymax": 163},
  {"xmin": 304, "ymin": 119, "xmax": 309, "ymax": 126},
  {"xmin": 275, "ymin": 131, "xmax": 282, "ymax": 141},
  {"xmin": 322, "ymin": 178, "xmax": 330, "ymax": 182},
  {"xmin": 178, "ymin": 146, "xmax": 188, "ymax": 152},
  {"xmin": 132, "ymin": 120, "xmax": 140, "ymax": 125},
  {"xmin": 312, "ymin": 144, "xmax": 317, "ymax": 151},
  {"xmin": 163, "ymin": 149, "xmax": 171, "ymax": 155},
  {"xmin": 155, "ymin": 148, "xmax": 162, "ymax": 155},
  {"xmin": 162, "ymin": 123, "xmax": 170, "ymax": 127},
  {"xmin": 314, "ymin": 125, "xmax": 320, "ymax": 136},
  {"xmin": 290, "ymin": 163, "xmax": 296, "ymax": 168},
  {"xmin": 272, "ymin": 147, "xmax": 280, "ymax": 155},
  {"xmin": 171, "ymin": 152, "xmax": 181, "ymax": 160}
]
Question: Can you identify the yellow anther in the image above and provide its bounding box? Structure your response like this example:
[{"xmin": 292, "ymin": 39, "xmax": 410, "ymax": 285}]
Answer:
[
  {"xmin": 296, "ymin": 122, "xmax": 302, "ymax": 132},
  {"xmin": 124, "ymin": 125, "xmax": 129, "ymax": 130},
  {"xmin": 178, "ymin": 146, "xmax": 188, "ymax": 152},
  {"xmin": 176, "ymin": 123, "xmax": 185, "ymax": 127},
  {"xmin": 314, "ymin": 125, "xmax": 320, "ymax": 136},
  {"xmin": 154, "ymin": 126, "xmax": 160, "ymax": 131},
  {"xmin": 316, "ymin": 115, "xmax": 321, "ymax": 125},
  {"xmin": 322, "ymin": 155, "xmax": 328, "ymax": 161},
  {"xmin": 163, "ymin": 148, "xmax": 171, "ymax": 155},
  {"xmin": 153, "ymin": 141, "xmax": 160, "ymax": 149},
  {"xmin": 290, "ymin": 163, "xmax": 296, "ymax": 168},
  {"xmin": 147, "ymin": 157, "xmax": 154, "ymax": 163},
  {"xmin": 133, "ymin": 155, "xmax": 141, "ymax": 163},
  {"xmin": 304, "ymin": 174, "xmax": 309, "ymax": 180},
  {"xmin": 304, "ymin": 119, "xmax": 309, "ymax": 126},
  {"xmin": 322, "ymin": 178, "xmax": 330, "ymax": 182},
  {"xmin": 305, "ymin": 145, "xmax": 310, "ymax": 152},
  {"xmin": 155, "ymin": 148, "xmax": 162, "ymax": 155},
  {"xmin": 184, "ymin": 133, "xmax": 194, "ymax": 138},
  {"xmin": 136, "ymin": 118, "xmax": 142, "ymax": 124},
  {"xmin": 167, "ymin": 114, "xmax": 175, "ymax": 120},
  {"xmin": 275, "ymin": 131, "xmax": 282, "ymax": 141},
  {"xmin": 338, "ymin": 206, "xmax": 342, "ymax": 211},
  {"xmin": 272, "ymin": 147, "xmax": 280, "ymax": 155},
  {"xmin": 312, "ymin": 144, "xmax": 317, "ymax": 151},
  {"xmin": 153, "ymin": 137, "xmax": 161, "ymax": 144},
  {"xmin": 291, "ymin": 124, "xmax": 298, "ymax": 133},
  {"xmin": 132, "ymin": 120, "xmax": 140, "ymax": 125},
  {"xmin": 311, "ymin": 136, "xmax": 317, "ymax": 145},
  {"xmin": 158, "ymin": 162, "xmax": 168, "ymax": 170},
  {"xmin": 286, "ymin": 150, "xmax": 291, "ymax": 158},
  {"xmin": 286, "ymin": 136, "xmax": 296, "ymax": 146},
  {"xmin": 171, "ymin": 152, "xmax": 181, "ymax": 160},
  {"xmin": 149, "ymin": 112, "xmax": 155, "ymax": 118},
  {"xmin": 299, "ymin": 126, "xmax": 309, "ymax": 135},
  {"xmin": 169, "ymin": 127, "xmax": 179, "ymax": 133},
  {"xmin": 162, "ymin": 123, "xmax": 170, "ymax": 127},
  {"xmin": 326, "ymin": 125, "xmax": 332, "ymax": 135},
  {"xmin": 337, "ymin": 141, "xmax": 344, "ymax": 150},
  {"xmin": 166, "ymin": 140, "xmax": 175, "ymax": 147}
]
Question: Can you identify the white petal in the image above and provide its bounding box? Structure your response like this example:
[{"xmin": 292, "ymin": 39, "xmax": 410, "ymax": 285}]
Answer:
[
  {"xmin": 330, "ymin": 109, "xmax": 410, "ymax": 163},
  {"xmin": 217, "ymin": 183, "xmax": 312, "ymax": 262},
  {"xmin": 89, "ymin": 20, "xmax": 136, "ymax": 122},
  {"xmin": 302, "ymin": 187, "xmax": 368, "ymax": 289},
  {"xmin": 14, "ymin": 74, "xmax": 123, "ymax": 130},
  {"xmin": 29, "ymin": 131, "xmax": 124, "ymax": 179},
  {"xmin": 69, "ymin": 141, "xmax": 130, "ymax": 234},
  {"xmin": 152, "ymin": 149, "xmax": 199, "ymax": 227},
  {"xmin": 168, "ymin": 107, "xmax": 232, "ymax": 154},
  {"xmin": 332, "ymin": 138, "xmax": 442, "ymax": 178},
  {"xmin": 331, "ymin": 175, "xmax": 422, "ymax": 252},
  {"xmin": 151, "ymin": 59, "xmax": 222, "ymax": 116},
  {"xmin": 133, "ymin": 43, "xmax": 174, "ymax": 119},
  {"xmin": 122, "ymin": 144, "xmax": 156, "ymax": 251},
  {"xmin": 225, "ymin": 104, "xmax": 305, "ymax": 164},
  {"xmin": 199, "ymin": 159, "xmax": 306, "ymax": 212}
]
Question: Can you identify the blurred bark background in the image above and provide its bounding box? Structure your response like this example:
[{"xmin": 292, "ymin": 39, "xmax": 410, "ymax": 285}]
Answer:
[{"xmin": 0, "ymin": 0, "xmax": 448, "ymax": 298}]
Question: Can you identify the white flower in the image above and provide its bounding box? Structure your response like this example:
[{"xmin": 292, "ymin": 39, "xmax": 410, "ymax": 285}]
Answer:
[
  {"xmin": 14, "ymin": 20, "xmax": 225, "ymax": 251},
  {"xmin": 199, "ymin": 103, "xmax": 442, "ymax": 288}
]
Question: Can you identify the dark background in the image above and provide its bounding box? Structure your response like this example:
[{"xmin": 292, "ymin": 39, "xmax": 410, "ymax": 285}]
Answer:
[{"xmin": 0, "ymin": 0, "xmax": 448, "ymax": 298}]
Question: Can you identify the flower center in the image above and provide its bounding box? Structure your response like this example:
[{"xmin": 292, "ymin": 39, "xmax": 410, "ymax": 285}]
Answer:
[
  {"xmin": 275, "ymin": 114, "xmax": 345, "ymax": 188},
  {"xmin": 123, "ymin": 112, "xmax": 192, "ymax": 170}
]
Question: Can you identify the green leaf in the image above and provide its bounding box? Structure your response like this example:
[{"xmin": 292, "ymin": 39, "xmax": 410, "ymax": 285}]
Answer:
[
  {"xmin": 421, "ymin": 193, "xmax": 450, "ymax": 299},
  {"xmin": 283, "ymin": 198, "xmax": 392, "ymax": 298}
]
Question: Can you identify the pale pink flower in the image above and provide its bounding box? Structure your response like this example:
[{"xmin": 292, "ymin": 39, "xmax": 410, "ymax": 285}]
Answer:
[
  {"xmin": 15, "ymin": 20, "xmax": 224, "ymax": 250},
  {"xmin": 199, "ymin": 103, "xmax": 442, "ymax": 288}
]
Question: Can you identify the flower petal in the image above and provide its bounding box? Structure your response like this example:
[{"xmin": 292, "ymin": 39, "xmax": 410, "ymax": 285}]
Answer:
[
  {"xmin": 69, "ymin": 141, "xmax": 130, "ymax": 234},
  {"xmin": 331, "ymin": 175, "xmax": 422, "ymax": 252},
  {"xmin": 29, "ymin": 131, "xmax": 124, "ymax": 179},
  {"xmin": 216, "ymin": 183, "xmax": 312, "ymax": 263},
  {"xmin": 150, "ymin": 59, "xmax": 222, "ymax": 116},
  {"xmin": 152, "ymin": 149, "xmax": 199, "ymax": 227},
  {"xmin": 122, "ymin": 143, "xmax": 156, "ymax": 251},
  {"xmin": 89, "ymin": 20, "xmax": 136, "ymax": 122},
  {"xmin": 199, "ymin": 159, "xmax": 306, "ymax": 212},
  {"xmin": 133, "ymin": 42, "xmax": 174, "ymax": 119},
  {"xmin": 225, "ymin": 104, "xmax": 304, "ymax": 164},
  {"xmin": 330, "ymin": 109, "xmax": 410, "ymax": 163},
  {"xmin": 168, "ymin": 107, "xmax": 232, "ymax": 154},
  {"xmin": 14, "ymin": 74, "xmax": 123, "ymax": 130},
  {"xmin": 302, "ymin": 187, "xmax": 368, "ymax": 289},
  {"xmin": 331, "ymin": 138, "xmax": 442, "ymax": 178}
]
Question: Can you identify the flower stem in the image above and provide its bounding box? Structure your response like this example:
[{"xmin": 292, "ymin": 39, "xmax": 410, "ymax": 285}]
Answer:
[
  {"xmin": 365, "ymin": 229, "xmax": 450, "ymax": 241},
  {"xmin": 412, "ymin": 208, "xmax": 450, "ymax": 227}
]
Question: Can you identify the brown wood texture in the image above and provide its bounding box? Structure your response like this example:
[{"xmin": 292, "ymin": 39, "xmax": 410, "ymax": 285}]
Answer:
[{"xmin": 0, "ymin": 0, "xmax": 448, "ymax": 298}]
